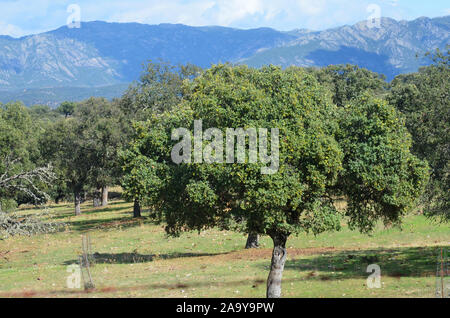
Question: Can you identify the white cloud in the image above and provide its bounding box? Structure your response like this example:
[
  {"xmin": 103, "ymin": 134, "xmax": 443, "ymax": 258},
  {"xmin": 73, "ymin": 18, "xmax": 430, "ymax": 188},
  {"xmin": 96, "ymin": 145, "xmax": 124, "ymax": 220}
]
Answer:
[
  {"xmin": 105, "ymin": 1, "xmax": 215, "ymax": 25},
  {"xmin": 106, "ymin": 0, "xmax": 269, "ymax": 27},
  {"xmin": 0, "ymin": 0, "xmax": 448, "ymax": 36},
  {"xmin": 103, "ymin": 0, "xmax": 358, "ymax": 30},
  {"xmin": 209, "ymin": 0, "xmax": 265, "ymax": 26},
  {"xmin": 296, "ymin": 0, "xmax": 326, "ymax": 15}
]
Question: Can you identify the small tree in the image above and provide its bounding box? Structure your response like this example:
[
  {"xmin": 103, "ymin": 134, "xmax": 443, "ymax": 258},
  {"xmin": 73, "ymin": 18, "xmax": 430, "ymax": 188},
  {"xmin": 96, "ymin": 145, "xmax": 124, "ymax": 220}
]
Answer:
[
  {"xmin": 40, "ymin": 118, "xmax": 92, "ymax": 215},
  {"xmin": 57, "ymin": 101, "xmax": 77, "ymax": 118},
  {"xmin": 76, "ymin": 98, "xmax": 126, "ymax": 207},
  {"xmin": 41, "ymin": 97, "xmax": 128, "ymax": 214},
  {"xmin": 120, "ymin": 146, "xmax": 156, "ymax": 218},
  {"xmin": 122, "ymin": 64, "xmax": 428, "ymax": 298}
]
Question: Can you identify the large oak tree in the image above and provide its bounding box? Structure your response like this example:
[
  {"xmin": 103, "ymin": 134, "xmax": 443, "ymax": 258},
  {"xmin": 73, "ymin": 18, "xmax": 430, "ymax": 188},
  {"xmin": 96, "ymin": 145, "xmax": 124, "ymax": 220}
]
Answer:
[{"xmin": 122, "ymin": 64, "xmax": 428, "ymax": 298}]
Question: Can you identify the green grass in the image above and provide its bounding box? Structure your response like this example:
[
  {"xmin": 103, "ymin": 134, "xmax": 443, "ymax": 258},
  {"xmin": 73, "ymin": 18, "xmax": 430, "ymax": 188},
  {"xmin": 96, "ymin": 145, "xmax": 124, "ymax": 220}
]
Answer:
[{"xmin": 0, "ymin": 199, "xmax": 448, "ymax": 298}]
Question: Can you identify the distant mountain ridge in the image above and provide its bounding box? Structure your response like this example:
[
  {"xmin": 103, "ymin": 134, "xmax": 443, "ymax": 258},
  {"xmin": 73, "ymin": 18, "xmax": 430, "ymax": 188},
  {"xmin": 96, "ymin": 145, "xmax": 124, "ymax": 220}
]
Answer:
[
  {"xmin": 0, "ymin": 16, "xmax": 448, "ymax": 105},
  {"xmin": 242, "ymin": 16, "xmax": 450, "ymax": 79},
  {"xmin": 0, "ymin": 22, "xmax": 295, "ymax": 90}
]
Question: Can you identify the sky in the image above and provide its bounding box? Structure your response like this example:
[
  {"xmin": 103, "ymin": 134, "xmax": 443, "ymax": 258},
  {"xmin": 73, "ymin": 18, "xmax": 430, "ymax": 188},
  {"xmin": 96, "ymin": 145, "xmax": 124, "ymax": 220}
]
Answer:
[{"xmin": 0, "ymin": 0, "xmax": 449, "ymax": 37}]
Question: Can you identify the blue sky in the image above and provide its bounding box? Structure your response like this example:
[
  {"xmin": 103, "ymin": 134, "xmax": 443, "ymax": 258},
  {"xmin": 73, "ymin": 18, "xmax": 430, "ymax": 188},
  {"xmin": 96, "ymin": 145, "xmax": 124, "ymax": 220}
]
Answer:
[{"xmin": 0, "ymin": 0, "xmax": 449, "ymax": 37}]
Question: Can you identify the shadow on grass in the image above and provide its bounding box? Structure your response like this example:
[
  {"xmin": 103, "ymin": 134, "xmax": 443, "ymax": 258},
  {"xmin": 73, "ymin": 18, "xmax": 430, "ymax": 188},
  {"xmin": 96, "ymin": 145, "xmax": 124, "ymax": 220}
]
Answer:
[
  {"xmin": 17, "ymin": 204, "xmax": 71, "ymax": 211},
  {"xmin": 19, "ymin": 200, "xmax": 126, "ymax": 213},
  {"xmin": 82, "ymin": 205, "xmax": 131, "ymax": 215},
  {"xmin": 50, "ymin": 204, "xmax": 133, "ymax": 221},
  {"xmin": 279, "ymin": 246, "xmax": 443, "ymax": 280},
  {"xmin": 67, "ymin": 216, "xmax": 159, "ymax": 232},
  {"xmin": 63, "ymin": 251, "xmax": 225, "ymax": 265}
]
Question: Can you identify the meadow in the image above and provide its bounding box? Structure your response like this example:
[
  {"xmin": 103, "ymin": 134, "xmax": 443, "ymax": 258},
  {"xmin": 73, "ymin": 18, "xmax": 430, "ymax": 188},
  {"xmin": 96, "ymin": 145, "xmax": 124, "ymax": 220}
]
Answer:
[{"xmin": 0, "ymin": 197, "xmax": 448, "ymax": 298}]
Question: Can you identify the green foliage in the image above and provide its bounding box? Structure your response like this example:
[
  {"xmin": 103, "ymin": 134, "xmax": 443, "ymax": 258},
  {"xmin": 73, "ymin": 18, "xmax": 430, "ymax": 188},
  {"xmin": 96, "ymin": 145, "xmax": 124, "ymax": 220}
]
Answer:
[
  {"xmin": 0, "ymin": 102, "xmax": 34, "ymax": 161},
  {"xmin": 336, "ymin": 95, "xmax": 429, "ymax": 232},
  {"xmin": 41, "ymin": 98, "xmax": 127, "ymax": 209},
  {"xmin": 307, "ymin": 64, "xmax": 388, "ymax": 107},
  {"xmin": 120, "ymin": 61, "xmax": 202, "ymax": 121},
  {"xmin": 120, "ymin": 61, "xmax": 202, "ymax": 206},
  {"xmin": 75, "ymin": 98, "xmax": 127, "ymax": 190},
  {"xmin": 40, "ymin": 114, "xmax": 92, "ymax": 201},
  {"xmin": 56, "ymin": 101, "xmax": 77, "ymax": 118},
  {"xmin": 122, "ymin": 64, "xmax": 427, "ymax": 242},
  {"xmin": 120, "ymin": 106, "xmax": 192, "ymax": 208},
  {"xmin": 28, "ymin": 105, "xmax": 62, "ymax": 124},
  {"xmin": 0, "ymin": 102, "xmax": 51, "ymax": 207},
  {"xmin": 388, "ymin": 46, "xmax": 449, "ymax": 221},
  {"xmin": 0, "ymin": 199, "xmax": 17, "ymax": 213}
]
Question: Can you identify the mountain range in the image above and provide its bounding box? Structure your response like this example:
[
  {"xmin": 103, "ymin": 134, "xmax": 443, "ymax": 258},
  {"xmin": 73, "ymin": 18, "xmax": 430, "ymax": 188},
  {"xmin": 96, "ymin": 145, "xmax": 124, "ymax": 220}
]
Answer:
[{"xmin": 0, "ymin": 15, "xmax": 448, "ymax": 106}]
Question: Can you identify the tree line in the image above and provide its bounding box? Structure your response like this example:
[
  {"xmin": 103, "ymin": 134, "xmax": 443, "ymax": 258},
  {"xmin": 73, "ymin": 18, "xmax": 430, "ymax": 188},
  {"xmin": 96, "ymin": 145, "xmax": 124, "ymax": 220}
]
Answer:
[{"xmin": 0, "ymin": 47, "xmax": 448, "ymax": 297}]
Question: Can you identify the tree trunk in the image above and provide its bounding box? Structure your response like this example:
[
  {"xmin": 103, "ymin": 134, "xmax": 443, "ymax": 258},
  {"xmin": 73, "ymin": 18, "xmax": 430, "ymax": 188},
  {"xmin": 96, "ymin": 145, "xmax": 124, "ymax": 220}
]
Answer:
[
  {"xmin": 133, "ymin": 199, "xmax": 141, "ymax": 218},
  {"xmin": 74, "ymin": 192, "xmax": 82, "ymax": 216},
  {"xmin": 93, "ymin": 191, "xmax": 101, "ymax": 207},
  {"xmin": 245, "ymin": 233, "xmax": 260, "ymax": 249},
  {"xmin": 55, "ymin": 191, "xmax": 64, "ymax": 205},
  {"xmin": 101, "ymin": 186, "xmax": 108, "ymax": 207},
  {"xmin": 266, "ymin": 233, "xmax": 288, "ymax": 298}
]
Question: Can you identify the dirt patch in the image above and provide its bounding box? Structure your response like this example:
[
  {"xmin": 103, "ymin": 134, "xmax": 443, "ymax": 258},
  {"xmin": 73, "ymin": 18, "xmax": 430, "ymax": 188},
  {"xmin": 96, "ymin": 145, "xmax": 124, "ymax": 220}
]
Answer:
[
  {"xmin": 198, "ymin": 247, "xmax": 338, "ymax": 263},
  {"xmin": 235, "ymin": 246, "xmax": 336, "ymax": 260},
  {"xmin": 94, "ymin": 219, "xmax": 141, "ymax": 229},
  {"xmin": 0, "ymin": 249, "xmax": 31, "ymax": 262},
  {"xmin": 0, "ymin": 277, "xmax": 290, "ymax": 298},
  {"xmin": 98, "ymin": 287, "xmax": 117, "ymax": 293},
  {"xmin": 0, "ymin": 251, "xmax": 10, "ymax": 261}
]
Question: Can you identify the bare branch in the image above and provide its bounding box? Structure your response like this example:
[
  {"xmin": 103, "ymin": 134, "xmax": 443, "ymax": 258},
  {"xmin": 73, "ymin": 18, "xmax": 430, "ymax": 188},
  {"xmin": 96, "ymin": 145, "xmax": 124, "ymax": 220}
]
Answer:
[{"xmin": 0, "ymin": 156, "xmax": 56, "ymax": 205}]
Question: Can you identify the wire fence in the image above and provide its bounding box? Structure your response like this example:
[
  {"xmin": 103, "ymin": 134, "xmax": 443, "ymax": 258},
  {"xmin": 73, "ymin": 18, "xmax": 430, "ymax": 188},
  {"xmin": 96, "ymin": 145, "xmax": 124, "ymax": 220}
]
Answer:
[
  {"xmin": 435, "ymin": 247, "xmax": 449, "ymax": 298},
  {"xmin": 79, "ymin": 234, "xmax": 95, "ymax": 291}
]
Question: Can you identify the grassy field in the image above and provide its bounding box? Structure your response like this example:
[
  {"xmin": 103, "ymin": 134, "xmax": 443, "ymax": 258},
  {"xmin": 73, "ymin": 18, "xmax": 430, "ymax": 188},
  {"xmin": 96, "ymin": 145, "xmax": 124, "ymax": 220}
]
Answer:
[{"xmin": 0, "ymin": 198, "xmax": 448, "ymax": 298}]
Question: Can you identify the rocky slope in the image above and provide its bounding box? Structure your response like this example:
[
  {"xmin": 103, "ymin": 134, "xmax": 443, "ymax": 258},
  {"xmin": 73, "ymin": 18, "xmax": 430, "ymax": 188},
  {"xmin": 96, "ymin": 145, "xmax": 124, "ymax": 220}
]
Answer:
[{"xmin": 243, "ymin": 16, "xmax": 450, "ymax": 79}]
